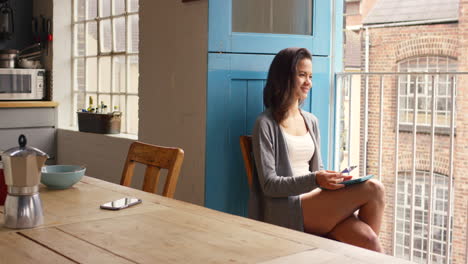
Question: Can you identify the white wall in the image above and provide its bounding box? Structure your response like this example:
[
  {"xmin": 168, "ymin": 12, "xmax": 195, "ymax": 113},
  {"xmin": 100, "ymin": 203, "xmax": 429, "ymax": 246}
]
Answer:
[
  {"xmin": 57, "ymin": 129, "xmax": 134, "ymax": 184},
  {"xmin": 51, "ymin": 0, "xmax": 73, "ymax": 128},
  {"xmin": 55, "ymin": 0, "xmax": 208, "ymax": 205},
  {"xmin": 138, "ymin": 0, "xmax": 208, "ymax": 205}
]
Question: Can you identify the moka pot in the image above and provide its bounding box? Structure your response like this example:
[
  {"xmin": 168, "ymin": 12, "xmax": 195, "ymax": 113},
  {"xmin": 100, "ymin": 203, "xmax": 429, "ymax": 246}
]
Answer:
[{"xmin": 1, "ymin": 135, "xmax": 48, "ymax": 228}]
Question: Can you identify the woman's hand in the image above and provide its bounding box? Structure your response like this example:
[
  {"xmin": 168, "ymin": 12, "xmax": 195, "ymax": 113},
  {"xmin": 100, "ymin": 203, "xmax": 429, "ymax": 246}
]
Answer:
[{"xmin": 315, "ymin": 170, "xmax": 353, "ymax": 190}]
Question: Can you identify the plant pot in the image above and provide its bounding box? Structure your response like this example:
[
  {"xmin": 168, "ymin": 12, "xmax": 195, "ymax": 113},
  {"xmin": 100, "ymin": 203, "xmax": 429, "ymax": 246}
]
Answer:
[{"xmin": 77, "ymin": 112, "xmax": 122, "ymax": 134}]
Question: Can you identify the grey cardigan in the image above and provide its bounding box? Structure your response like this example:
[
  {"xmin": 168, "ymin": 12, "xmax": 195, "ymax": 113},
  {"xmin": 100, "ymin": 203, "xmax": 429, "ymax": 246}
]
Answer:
[{"xmin": 249, "ymin": 109, "xmax": 324, "ymax": 231}]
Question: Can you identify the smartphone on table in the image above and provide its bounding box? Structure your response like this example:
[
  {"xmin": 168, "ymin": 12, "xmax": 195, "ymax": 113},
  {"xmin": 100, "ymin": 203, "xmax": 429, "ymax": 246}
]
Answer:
[{"xmin": 100, "ymin": 197, "xmax": 142, "ymax": 210}]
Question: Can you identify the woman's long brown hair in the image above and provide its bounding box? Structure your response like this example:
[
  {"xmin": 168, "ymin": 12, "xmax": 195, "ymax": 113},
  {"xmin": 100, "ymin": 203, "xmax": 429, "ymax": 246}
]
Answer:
[{"xmin": 263, "ymin": 47, "xmax": 312, "ymax": 124}]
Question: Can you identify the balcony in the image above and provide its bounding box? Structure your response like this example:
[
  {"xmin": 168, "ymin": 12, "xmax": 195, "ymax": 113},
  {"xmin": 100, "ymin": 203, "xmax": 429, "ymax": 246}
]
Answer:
[{"xmin": 334, "ymin": 72, "xmax": 466, "ymax": 263}]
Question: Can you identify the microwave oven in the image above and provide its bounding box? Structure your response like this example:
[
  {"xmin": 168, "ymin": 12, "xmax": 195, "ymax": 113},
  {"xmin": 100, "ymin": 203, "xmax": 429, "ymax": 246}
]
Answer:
[{"xmin": 0, "ymin": 68, "xmax": 46, "ymax": 100}]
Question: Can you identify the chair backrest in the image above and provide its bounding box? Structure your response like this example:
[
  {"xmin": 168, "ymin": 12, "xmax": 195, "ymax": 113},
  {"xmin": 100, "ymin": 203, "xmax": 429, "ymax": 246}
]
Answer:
[
  {"xmin": 239, "ymin": 135, "xmax": 253, "ymax": 189},
  {"xmin": 120, "ymin": 141, "xmax": 184, "ymax": 198}
]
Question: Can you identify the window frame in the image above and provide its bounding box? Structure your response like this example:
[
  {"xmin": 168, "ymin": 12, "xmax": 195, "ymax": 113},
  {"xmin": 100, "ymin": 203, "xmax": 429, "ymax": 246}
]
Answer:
[
  {"xmin": 397, "ymin": 56, "xmax": 457, "ymax": 130},
  {"xmin": 71, "ymin": 0, "xmax": 139, "ymax": 135},
  {"xmin": 395, "ymin": 170, "xmax": 453, "ymax": 263}
]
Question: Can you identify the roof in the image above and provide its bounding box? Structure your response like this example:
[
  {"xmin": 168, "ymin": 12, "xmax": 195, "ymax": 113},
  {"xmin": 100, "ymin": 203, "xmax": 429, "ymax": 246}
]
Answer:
[{"xmin": 363, "ymin": 0, "xmax": 459, "ymax": 25}]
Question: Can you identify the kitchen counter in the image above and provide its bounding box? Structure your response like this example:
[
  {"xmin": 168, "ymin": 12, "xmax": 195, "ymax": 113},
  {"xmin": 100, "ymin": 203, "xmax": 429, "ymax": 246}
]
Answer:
[{"xmin": 0, "ymin": 101, "xmax": 58, "ymax": 108}]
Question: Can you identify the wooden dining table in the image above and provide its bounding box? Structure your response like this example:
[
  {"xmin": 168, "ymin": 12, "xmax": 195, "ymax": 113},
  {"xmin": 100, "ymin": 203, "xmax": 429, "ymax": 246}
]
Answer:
[{"xmin": 0, "ymin": 176, "xmax": 410, "ymax": 263}]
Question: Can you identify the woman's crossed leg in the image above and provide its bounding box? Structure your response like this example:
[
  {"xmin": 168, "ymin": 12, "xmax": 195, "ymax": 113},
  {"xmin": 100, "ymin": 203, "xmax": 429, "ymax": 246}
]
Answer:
[{"xmin": 301, "ymin": 179, "xmax": 385, "ymax": 252}]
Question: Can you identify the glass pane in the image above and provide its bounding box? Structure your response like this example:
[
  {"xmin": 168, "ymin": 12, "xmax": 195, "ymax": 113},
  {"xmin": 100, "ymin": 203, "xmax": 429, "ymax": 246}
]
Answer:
[
  {"xmin": 232, "ymin": 0, "xmax": 313, "ymax": 35},
  {"xmin": 74, "ymin": 58, "xmax": 85, "ymax": 92},
  {"xmin": 448, "ymin": 78, "xmax": 456, "ymax": 97},
  {"xmin": 112, "ymin": 95, "xmax": 125, "ymax": 114},
  {"xmin": 74, "ymin": 24, "xmax": 85, "ymax": 56},
  {"xmin": 129, "ymin": 0, "xmax": 139, "ymax": 12},
  {"xmin": 448, "ymin": 60, "xmax": 457, "ymax": 71},
  {"xmin": 99, "ymin": 57, "xmax": 111, "ymax": 92},
  {"xmin": 86, "ymin": 58, "xmax": 97, "ymax": 92},
  {"xmin": 127, "ymin": 95, "xmax": 139, "ymax": 135},
  {"xmin": 113, "ymin": 56, "xmax": 126, "ymax": 93},
  {"xmin": 100, "ymin": 19, "xmax": 112, "ymax": 53},
  {"xmin": 73, "ymin": 94, "xmax": 79, "ymax": 125},
  {"xmin": 128, "ymin": 15, "xmax": 139, "ymax": 53},
  {"xmin": 408, "ymin": 58, "xmax": 417, "ymax": 69},
  {"xmin": 417, "ymin": 83, "xmax": 424, "ymax": 95},
  {"xmin": 399, "ymin": 61, "xmax": 408, "ymax": 72},
  {"xmin": 436, "ymin": 98, "xmax": 447, "ymax": 111},
  {"xmin": 128, "ymin": 56, "xmax": 139, "ymax": 93},
  {"xmin": 112, "ymin": 95, "xmax": 126, "ymax": 131},
  {"xmin": 438, "ymin": 82, "xmax": 447, "ymax": 97},
  {"xmin": 395, "ymin": 245, "xmax": 404, "ymax": 257},
  {"xmin": 75, "ymin": 0, "xmax": 86, "ymax": 21},
  {"xmin": 86, "ymin": 22, "xmax": 98, "ymax": 56},
  {"xmin": 74, "ymin": 92, "xmax": 86, "ymax": 113},
  {"xmin": 408, "ymin": 97, "xmax": 414, "ymax": 109},
  {"xmin": 114, "ymin": 17, "xmax": 126, "ymax": 52},
  {"xmin": 428, "ymin": 57, "xmax": 438, "ymax": 71},
  {"xmin": 400, "ymin": 96, "xmax": 407, "ymax": 109},
  {"xmin": 417, "ymin": 98, "xmax": 426, "ymax": 110},
  {"xmin": 87, "ymin": 0, "xmax": 98, "ymax": 19},
  {"xmin": 100, "ymin": 0, "xmax": 111, "ymax": 17},
  {"xmin": 438, "ymin": 56, "xmax": 447, "ymax": 66},
  {"xmin": 113, "ymin": 0, "xmax": 125, "ymax": 15},
  {"xmin": 426, "ymin": 97, "xmax": 432, "ymax": 112},
  {"xmin": 399, "ymin": 84, "xmax": 407, "ymax": 95}
]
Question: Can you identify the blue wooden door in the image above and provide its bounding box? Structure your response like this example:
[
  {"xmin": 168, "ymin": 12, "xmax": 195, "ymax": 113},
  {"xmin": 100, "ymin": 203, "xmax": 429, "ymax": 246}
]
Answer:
[{"xmin": 206, "ymin": 0, "xmax": 333, "ymax": 216}]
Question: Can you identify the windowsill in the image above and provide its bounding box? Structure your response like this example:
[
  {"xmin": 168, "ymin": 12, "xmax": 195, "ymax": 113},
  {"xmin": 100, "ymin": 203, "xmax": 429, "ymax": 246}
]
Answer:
[
  {"xmin": 58, "ymin": 126, "xmax": 138, "ymax": 140},
  {"xmin": 399, "ymin": 124, "xmax": 457, "ymax": 136}
]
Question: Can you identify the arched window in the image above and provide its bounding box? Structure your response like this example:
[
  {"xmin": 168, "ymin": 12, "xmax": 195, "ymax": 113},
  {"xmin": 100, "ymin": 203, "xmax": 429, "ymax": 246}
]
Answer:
[
  {"xmin": 395, "ymin": 171, "xmax": 452, "ymax": 263},
  {"xmin": 398, "ymin": 56, "xmax": 457, "ymax": 128}
]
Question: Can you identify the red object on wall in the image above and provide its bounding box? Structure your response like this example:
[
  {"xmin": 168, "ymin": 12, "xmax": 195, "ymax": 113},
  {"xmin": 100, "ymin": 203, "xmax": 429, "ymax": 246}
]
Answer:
[{"xmin": 0, "ymin": 168, "xmax": 6, "ymax": 206}]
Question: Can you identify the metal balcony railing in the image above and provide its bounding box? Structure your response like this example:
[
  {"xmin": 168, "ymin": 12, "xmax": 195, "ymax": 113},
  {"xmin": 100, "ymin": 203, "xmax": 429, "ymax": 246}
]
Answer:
[{"xmin": 334, "ymin": 72, "xmax": 466, "ymax": 264}]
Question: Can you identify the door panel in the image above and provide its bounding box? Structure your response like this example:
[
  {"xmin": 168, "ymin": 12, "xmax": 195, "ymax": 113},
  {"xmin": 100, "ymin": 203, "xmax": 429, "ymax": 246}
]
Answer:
[
  {"xmin": 209, "ymin": 0, "xmax": 330, "ymax": 56},
  {"xmin": 246, "ymin": 80, "xmax": 264, "ymax": 133},
  {"xmin": 206, "ymin": 53, "xmax": 272, "ymax": 215},
  {"xmin": 206, "ymin": 53, "xmax": 330, "ymax": 215}
]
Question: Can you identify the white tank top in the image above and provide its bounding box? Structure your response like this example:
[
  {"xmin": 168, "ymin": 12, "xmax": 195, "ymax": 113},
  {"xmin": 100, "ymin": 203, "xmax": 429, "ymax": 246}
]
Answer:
[{"xmin": 282, "ymin": 130, "xmax": 315, "ymax": 176}]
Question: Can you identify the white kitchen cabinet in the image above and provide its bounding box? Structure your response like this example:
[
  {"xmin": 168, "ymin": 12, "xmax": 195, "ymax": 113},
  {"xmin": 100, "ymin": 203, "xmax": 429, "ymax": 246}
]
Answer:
[{"xmin": 0, "ymin": 102, "xmax": 57, "ymax": 163}]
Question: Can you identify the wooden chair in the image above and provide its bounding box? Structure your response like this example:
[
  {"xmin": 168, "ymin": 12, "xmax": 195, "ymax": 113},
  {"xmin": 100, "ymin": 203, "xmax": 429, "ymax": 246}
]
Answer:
[
  {"xmin": 239, "ymin": 135, "xmax": 254, "ymax": 189},
  {"xmin": 120, "ymin": 141, "xmax": 184, "ymax": 198}
]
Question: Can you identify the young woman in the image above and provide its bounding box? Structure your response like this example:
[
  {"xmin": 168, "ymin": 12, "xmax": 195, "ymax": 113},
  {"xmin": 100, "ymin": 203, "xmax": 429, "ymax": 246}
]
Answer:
[{"xmin": 249, "ymin": 47, "xmax": 385, "ymax": 252}]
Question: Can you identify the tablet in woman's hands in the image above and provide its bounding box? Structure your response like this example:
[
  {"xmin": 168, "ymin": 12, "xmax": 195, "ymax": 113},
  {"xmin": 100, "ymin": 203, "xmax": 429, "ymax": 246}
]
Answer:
[{"xmin": 342, "ymin": 174, "xmax": 374, "ymax": 186}]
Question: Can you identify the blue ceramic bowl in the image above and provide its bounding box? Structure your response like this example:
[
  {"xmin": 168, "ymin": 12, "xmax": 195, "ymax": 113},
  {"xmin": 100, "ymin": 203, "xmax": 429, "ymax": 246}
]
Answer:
[{"xmin": 41, "ymin": 165, "xmax": 86, "ymax": 189}]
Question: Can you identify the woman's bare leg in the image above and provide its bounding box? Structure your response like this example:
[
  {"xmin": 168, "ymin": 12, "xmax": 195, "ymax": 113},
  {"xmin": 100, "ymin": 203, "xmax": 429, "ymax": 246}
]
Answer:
[
  {"xmin": 301, "ymin": 179, "xmax": 385, "ymax": 236},
  {"xmin": 327, "ymin": 215, "xmax": 383, "ymax": 252}
]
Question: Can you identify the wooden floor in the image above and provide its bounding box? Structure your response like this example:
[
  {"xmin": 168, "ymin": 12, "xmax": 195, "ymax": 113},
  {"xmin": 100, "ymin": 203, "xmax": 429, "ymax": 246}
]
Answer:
[{"xmin": 0, "ymin": 176, "xmax": 411, "ymax": 263}]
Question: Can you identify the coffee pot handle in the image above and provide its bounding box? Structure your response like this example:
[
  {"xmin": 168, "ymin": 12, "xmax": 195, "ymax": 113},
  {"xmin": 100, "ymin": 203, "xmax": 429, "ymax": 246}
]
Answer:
[{"xmin": 18, "ymin": 134, "xmax": 26, "ymax": 148}]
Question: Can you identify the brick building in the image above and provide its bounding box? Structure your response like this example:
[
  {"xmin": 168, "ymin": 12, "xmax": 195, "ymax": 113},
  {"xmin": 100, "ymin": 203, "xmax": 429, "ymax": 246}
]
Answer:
[{"xmin": 343, "ymin": 0, "xmax": 466, "ymax": 263}]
